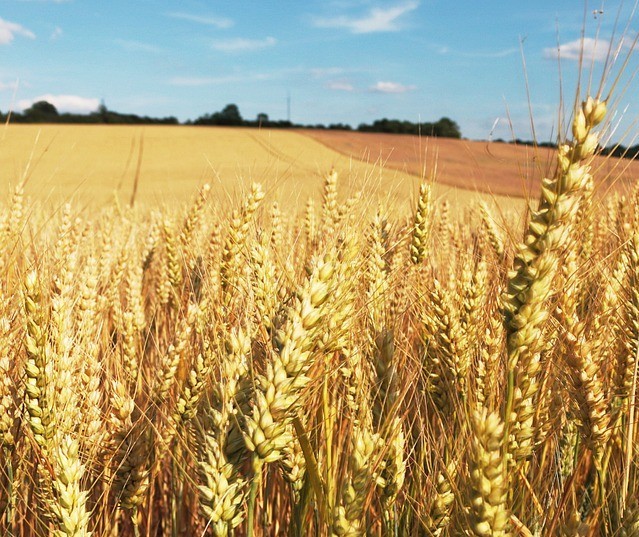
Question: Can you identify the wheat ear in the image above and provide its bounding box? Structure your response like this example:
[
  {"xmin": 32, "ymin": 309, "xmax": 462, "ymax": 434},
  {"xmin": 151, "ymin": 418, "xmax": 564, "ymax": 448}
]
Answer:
[
  {"xmin": 332, "ymin": 420, "xmax": 382, "ymax": 536},
  {"xmin": 410, "ymin": 182, "xmax": 432, "ymax": 265},
  {"xmin": 49, "ymin": 435, "xmax": 92, "ymax": 537},
  {"xmin": 468, "ymin": 408, "xmax": 510, "ymax": 537},
  {"xmin": 23, "ymin": 269, "xmax": 56, "ymax": 453},
  {"xmin": 196, "ymin": 327, "xmax": 250, "ymax": 534},
  {"xmin": 426, "ymin": 461, "xmax": 457, "ymax": 536},
  {"xmin": 503, "ymin": 97, "xmax": 607, "ymax": 465},
  {"xmin": 220, "ymin": 183, "xmax": 265, "ymax": 306}
]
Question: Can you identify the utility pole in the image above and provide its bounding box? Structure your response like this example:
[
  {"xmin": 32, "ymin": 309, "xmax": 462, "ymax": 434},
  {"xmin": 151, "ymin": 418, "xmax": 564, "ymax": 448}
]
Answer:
[{"xmin": 287, "ymin": 91, "xmax": 291, "ymax": 123}]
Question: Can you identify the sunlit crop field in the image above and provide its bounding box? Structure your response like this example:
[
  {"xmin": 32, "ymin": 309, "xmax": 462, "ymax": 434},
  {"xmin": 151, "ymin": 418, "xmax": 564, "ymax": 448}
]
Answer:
[{"xmin": 0, "ymin": 124, "xmax": 520, "ymax": 210}]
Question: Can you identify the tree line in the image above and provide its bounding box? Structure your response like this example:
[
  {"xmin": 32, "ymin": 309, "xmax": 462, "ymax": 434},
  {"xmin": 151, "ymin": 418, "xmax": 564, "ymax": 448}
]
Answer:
[
  {"xmin": 495, "ymin": 137, "xmax": 639, "ymax": 161},
  {"xmin": 2, "ymin": 101, "xmax": 179, "ymax": 125},
  {"xmin": 1, "ymin": 100, "xmax": 463, "ymax": 138}
]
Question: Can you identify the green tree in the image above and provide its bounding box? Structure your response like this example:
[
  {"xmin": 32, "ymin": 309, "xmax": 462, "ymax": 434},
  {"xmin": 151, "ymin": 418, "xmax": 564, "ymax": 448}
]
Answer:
[
  {"xmin": 433, "ymin": 117, "xmax": 461, "ymax": 139},
  {"xmin": 24, "ymin": 100, "xmax": 59, "ymax": 122},
  {"xmin": 214, "ymin": 104, "xmax": 243, "ymax": 126}
]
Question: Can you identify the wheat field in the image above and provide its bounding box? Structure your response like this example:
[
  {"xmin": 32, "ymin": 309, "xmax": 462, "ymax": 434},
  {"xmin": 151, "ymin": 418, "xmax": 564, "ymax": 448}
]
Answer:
[
  {"xmin": 3, "ymin": 56, "xmax": 639, "ymax": 537},
  {"xmin": 0, "ymin": 124, "xmax": 516, "ymax": 211}
]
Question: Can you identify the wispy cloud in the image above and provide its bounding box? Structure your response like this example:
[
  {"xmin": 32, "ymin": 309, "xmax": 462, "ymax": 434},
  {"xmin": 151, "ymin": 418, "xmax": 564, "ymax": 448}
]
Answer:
[
  {"xmin": 327, "ymin": 80, "xmax": 355, "ymax": 91},
  {"xmin": 50, "ymin": 26, "xmax": 63, "ymax": 40},
  {"xmin": 0, "ymin": 18, "xmax": 36, "ymax": 45},
  {"xmin": 169, "ymin": 73, "xmax": 272, "ymax": 86},
  {"xmin": 370, "ymin": 81, "xmax": 416, "ymax": 93},
  {"xmin": 0, "ymin": 80, "xmax": 19, "ymax": 91},
  {"xmin": 115, "ymin": 39, "xmax": 161, "ymax": 53},
  {"xmin": 18, "ymin": 94, "xmax": 100, "ymax": 113},
  {"xmin": 313, "ymin": 1, "xmax": 419, "ymax": 34},
  {"xmin": 436, "ymin": 45, "xmax": 518, "ymax": 58},
  {"xmin": 543, "ymin": 36, "xmax": 633, "ymax": 62},
  {"xmin": 167, "ymin": 12, "xmax": 233, "ymax": 29},
  {"xmin": 212, "ymin": 36, "xmax": 276, "ymax": 53},
  {"xmin": 463, "ymin": 48, "xmax": 518, "ymax": 58},
  {"xmin": 310, "ymin": 67, "xmax": 347, "ymax": 78}
]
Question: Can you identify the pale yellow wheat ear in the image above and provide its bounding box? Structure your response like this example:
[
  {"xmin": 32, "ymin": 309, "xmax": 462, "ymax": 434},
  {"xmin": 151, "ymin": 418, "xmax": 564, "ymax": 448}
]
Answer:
[
  {"xmin": 269, "ymin": 201, "xmax": 282, "ymax": 250},
  {"xmin": 162, "ymin": 216, "xmax": 183, "ymax": 300},
  {"xmin": 179, "ymin": 183, "xmax": 210, "ymax": 249},
  {"xmin": 365, "ymin": 211, "xmax": 407, "ymax": 528},
  {"xmin": 478, "ymin": 201, "xmax": 506, "ymax": 260},
  {"xmin": 503, "ymin": 96, "xmax": 607, "ymax": 466},
  {"xmin": 49, "ymin": 435, "xmax": 92, "ymax": 537},
  {"xmin": 409, "ymin": 182, "xmax": 432, "ymax": 265},
  {"xmin": 468, "ymin": 407, "xmax": 509, "ymax": 537},
  {"xmin": 23, "ymin": 269, "xmax": 56, "ymax": 454},
  {"xmin": 197, "ymin": 420, "xmax": 246, "ymax": 535},
  {"xmin": 366, "ymin": 209, "xmax": 390, "ymax": 336},
  {"xmin": 422, "ymin": 276, "xmax": 469, "ymax": 419},
  {"xmin": 303, "ymin": 197, "xmax": 317, "ymax": 253},
  {"xmin": 377, "ymin": 415, "xmax": 406, "ymax": 529},
  {"xmin": 250, "ymin": 236, "xmax": 278, "ymax": 331},
  {"xmin": 615, "ymin": 226, "xmax": 639, "ymax": 510},
  {"xmin": 172, "ymin": 299, "xmax": 211, "ymax": 425},
  {"xmin": 75, "ymin": 255, "xmax": 104, "ymax": 451},
  {"xmin": 558, "ymin": 248, "xmax": 610, "ymax": 461},
  {"xmin": 0, "ymin": 182, "xmax": 26, "ymax": 269},
  {"xmin": 0, "ymin": 303, "xmax": 17, "ymax": 450},
  {"xmin": 107, "ymin": 378, "xmax": 150, "ymax": 516},
  {"xmin": 243, "ymin": 251, "xmax": 337, "ymax": 465},
  {"xmin": 0, "ymin": 297, "xmax": 19, "ymax": 533},
  {"xmin": 332, "ymin": 417, "xmax": 382, "ymax": 537},
  {"xmin": 241, "ymin": 249, "xmax": 338, "ymax": 531},
  {"xmin": 220, "ymin": 182, "xmax": 265, "ymax": 310},
  {"xmin": 320, "ymin": 169, "xmax": 339, "ymax": 240},
  {"xmin": 426, "ymin": 460, "xmax": 457, "ymax": 536},
  {"xmin": 195, "ymin": 327, "xmax": 250, "ymax": 535}
]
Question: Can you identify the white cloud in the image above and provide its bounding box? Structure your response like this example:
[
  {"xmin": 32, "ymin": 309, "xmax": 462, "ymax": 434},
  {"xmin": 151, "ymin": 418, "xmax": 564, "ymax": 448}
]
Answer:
[
  {"xmin": 18, "ymin": 94, "xmax": 100, "ymax": 113},
  {"xmin": 0, "ymin": 18, "xmax": 36, "ymax": 45},
  {"xmin": 51, "ymin": 26, "xmax": 63, "ymax": 40},
  {"xmin": 543, "ymin": 36, "xmax": 633, "ymax": 62},
  {"xmin": 313, "ymin": 1, "xmax": 419, "ymax": 34},
  {"xmin": 327, "ymin": 80, "xmax": 355, "ymax": 91},
  {"xmin": 212, "ymin": 36, "xmax": 276, "ymax": 53},
  {"xmin": 115, "ymin": 39, "xmax": 161, "ymax": 53},
  {"xmin": 370, "ymin": 81, "xmax": 416, "ymax": 93},
  {"xmin": 167, "ymin": 12, "xmax": 233, "ymax": 29}
]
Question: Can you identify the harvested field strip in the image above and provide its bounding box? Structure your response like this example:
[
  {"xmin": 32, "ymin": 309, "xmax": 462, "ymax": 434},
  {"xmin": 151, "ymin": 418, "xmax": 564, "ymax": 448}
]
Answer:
[{"xmin": 302, "ymin": 128, "xmax": 639, "ymax": 198}]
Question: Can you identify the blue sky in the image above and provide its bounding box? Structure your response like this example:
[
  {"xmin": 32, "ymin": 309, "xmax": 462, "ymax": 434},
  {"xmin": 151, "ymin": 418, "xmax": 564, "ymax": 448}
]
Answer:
[{"xmin": 1, "ymin": 0, "xmax": 638, "ymax": 141}]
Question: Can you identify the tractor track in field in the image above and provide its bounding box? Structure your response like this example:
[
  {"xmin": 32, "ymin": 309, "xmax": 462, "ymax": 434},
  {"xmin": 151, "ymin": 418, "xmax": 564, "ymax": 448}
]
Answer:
[{"xmin": 246, "ymin": 131, "xmax": 318, "ymax": 178}]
